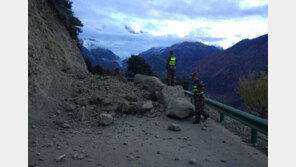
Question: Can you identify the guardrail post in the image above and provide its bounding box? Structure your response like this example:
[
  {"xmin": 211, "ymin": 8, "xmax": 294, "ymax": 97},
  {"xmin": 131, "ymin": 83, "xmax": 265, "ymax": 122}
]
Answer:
[
  {"xmin": 251, "ymin": 112, "xmax": 259, "ymax": 144},
  {"xmin": 220, "ymin": 113, "xmax": 225, "ymax": 123},
  {"xmin": 191, "ymin": 97, "xmax": 194, "ymax": 105},
  {"xmin": 220, "ymin": 101, "xmax": 225, "ymax": 123}
]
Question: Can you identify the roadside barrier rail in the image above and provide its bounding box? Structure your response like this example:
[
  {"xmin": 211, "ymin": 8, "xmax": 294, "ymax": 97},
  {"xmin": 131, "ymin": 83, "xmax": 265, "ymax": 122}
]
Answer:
[{"xmin": 185, "ymin": 90, "xmax": 268, "ymax": 144}]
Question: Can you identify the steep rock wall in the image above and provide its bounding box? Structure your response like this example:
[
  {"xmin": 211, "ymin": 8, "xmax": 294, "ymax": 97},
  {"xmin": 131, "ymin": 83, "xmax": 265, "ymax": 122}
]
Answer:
[{"xmin": 28, "ymin": 0, "xmax": 87, "ymax": 119}]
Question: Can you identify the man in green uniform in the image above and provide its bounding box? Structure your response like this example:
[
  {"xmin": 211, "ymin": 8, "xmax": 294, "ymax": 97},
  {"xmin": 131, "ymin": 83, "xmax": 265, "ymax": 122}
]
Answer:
[
  {"xmin": 192, "ymin": 72, "xmax": 209, "ymax": 124},
  {"xmin": 166, "ymin": 50, "xmax": 177, "ymax": 86}
]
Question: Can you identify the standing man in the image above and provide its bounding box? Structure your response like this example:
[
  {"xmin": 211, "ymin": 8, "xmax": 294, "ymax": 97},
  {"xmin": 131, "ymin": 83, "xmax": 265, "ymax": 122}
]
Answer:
[
  {"xmin": 166, "ymin": 50, "xmax": 177, "ymax": 86},
  {"xmin": 192, "ymin": 72, "xmax": 209, "ymax": 124}
]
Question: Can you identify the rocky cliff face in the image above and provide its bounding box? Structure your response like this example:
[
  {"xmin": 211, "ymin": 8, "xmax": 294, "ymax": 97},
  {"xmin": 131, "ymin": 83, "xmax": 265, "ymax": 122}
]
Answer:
[{"xmin": 28, "ymin": 0, "xmax": 87, "ymax": 119}]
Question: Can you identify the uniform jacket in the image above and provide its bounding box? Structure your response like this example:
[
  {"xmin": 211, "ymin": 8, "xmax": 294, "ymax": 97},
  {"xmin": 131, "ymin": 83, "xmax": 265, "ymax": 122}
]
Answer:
[
  {"xmin": 166, "ymin": 55, "xmax": 177, "ymax": 69},
  {"xmin": 193, "ymin": 79, "xmax": 205, "ymax": 99}
]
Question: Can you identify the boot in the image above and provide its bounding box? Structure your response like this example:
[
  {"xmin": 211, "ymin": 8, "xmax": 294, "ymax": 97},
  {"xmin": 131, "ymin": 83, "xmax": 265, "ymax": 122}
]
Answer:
[
  {"xmin": 192, "ymin": 116, "xmax": 201, "ymax": 124},
  {"xmin": 203, "ymin": 113, "xmax": 209, "ymax": 121}
]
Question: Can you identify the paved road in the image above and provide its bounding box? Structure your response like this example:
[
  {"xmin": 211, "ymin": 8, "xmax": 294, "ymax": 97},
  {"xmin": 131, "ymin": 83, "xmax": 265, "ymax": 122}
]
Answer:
[{"xmin": 29, "ymin": 114, "xmax": 267, "ymax": 167}]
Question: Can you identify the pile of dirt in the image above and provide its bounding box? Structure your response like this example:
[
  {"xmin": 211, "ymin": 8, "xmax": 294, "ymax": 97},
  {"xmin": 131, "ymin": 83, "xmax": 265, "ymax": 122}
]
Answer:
[{"xmin": 28, "ymin": 0, "xmax": 164, "ymax": 131}]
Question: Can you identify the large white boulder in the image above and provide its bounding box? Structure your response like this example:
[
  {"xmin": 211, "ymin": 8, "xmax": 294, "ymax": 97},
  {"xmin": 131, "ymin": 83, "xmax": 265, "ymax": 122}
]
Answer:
[
  {"xmin": 166, "ymin": 97, "xmax": 195, "ymax": 119},
  {"xmin": 134, "ymin": 74, "xmax": 164, "ymax": 93},
  {"xmin": 157, "ymin": 85, "xmax": 185, "ymax": 105}
]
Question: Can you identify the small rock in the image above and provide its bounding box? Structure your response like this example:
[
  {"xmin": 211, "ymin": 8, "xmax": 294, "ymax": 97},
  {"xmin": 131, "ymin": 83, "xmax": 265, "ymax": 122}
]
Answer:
[
  {"xmin": 142, "ymin": 100, "xmax": 153, "ymax": 111},
  {"xmin": 168, "ymin": 123, "xmax": 181, "ymax": 131},
  {"xmin": 221, "ymin": 160, "xmax": 226, "ymax": 163},
  {"xmin": 78, "ymin": 154, "xmax": 84, "ymax": 160},
  {"xmin": 127, "ymin": 155, "xmax": 135, "ymax": 161},
  {"xmin": 61, "ymin": 123, "xmax": 71, "ymax": 128},
  {"xmin": 53, "ymin": 120, "xmax": 63, "ymax": 125},
  {"xmin": 99, "ymin": 113, "xmax": 113, "ymax": 126},
  {"xmin": 56, "ymin": 110, "xmax": 61, "ymax": 115},
  {"xmin": 65, "ymin": 103, "xmax": 76, "ymax": 112},
  {"xmin": 222, "ymin": 140, "xmax": 226, "ymax": 143},
  {"xmin": 117, "ymin": 102, "xmax": 130, "ymax": 114},
  {"xmin": 189, "ymin": 159, "xmax": 197, "ymax": 165},
  {"xmin": 55, "ymin": 154, "xmax": 66, "ymax": 162},
  {"xmin": 156, "ymin": 151, "xmax": 160, "ymax": 154},
  {"xmin": 31, "ymin": 125, "xmax": 36, "ymax": 129},
  {"xmin": 125, "ymin": 95, "xmax": 138, "ymax": 102},
  {"xmin": 174, "ymin": 156, "xmax": 179, "ymax": 161},
  {"xmin": 123, "ymin": 142, "xmax": 128, "ymax": 146},
  {"xmin": 45, "ymin": 143, "xmax": 53, "ymax": 147},
  {"xmin": 72, "ymin": 153, "xmax": 78, "ymax": 159}
]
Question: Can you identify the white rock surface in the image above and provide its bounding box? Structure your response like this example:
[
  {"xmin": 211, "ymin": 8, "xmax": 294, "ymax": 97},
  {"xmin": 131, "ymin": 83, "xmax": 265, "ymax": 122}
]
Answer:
[
  {"xmin": 134, "ymin": 74, "xmax": 164, "ymax": 93},
  {"xmin": 166, "ymin": 97, "xmax": 195, "ymax": 119},
  {"xmin": 142, "ymin": 100, "xmax": 153, "ymax": 112},
  {"xmin": 156, "ymin": 85, "xmax": 185, "ymax": 105}
]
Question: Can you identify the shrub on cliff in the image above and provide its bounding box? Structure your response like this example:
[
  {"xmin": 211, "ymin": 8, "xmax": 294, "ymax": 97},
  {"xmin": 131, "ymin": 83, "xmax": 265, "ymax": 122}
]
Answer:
[{"xmin": 48, "ymin": 0, "xmax": 83, "ymax": 43}]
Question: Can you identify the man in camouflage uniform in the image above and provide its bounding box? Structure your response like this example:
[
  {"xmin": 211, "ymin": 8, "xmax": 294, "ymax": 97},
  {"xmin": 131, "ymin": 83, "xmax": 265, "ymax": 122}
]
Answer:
[
  {"xmin": 192, "ymin": 72, "xmax": 209, "ymax": 124},
  {"xmin": 166, "ymin": 50, "xmax": 177, "ymax": 86}
]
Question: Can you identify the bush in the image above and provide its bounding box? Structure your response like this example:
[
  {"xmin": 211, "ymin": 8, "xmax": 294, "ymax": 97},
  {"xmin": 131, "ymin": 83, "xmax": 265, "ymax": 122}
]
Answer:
[
  {"xmin": 237, "ymin": 71, "xmax": 268, "ymax": 118},
  {"xmin": 48, "ymin": 0, "xmax": 83, "ymax": 43},
  {"xmin": 126, "ymin": 55, "xmax": 154, "ymax": 77}
]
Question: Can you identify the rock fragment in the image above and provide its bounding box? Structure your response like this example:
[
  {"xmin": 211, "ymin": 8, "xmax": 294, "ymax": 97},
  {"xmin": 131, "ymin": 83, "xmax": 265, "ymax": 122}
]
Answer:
[
  {"xmin": 189, "ymin": 159, "xmax": 197, "ymax": 165},
  {"xmin": 127, "ymin": 155, "xmax": 135, "ymax": 161},
  {"xmin": 55, "ymin": 154, "xmax": 66, "ymax": 162},
  {"xmin": 168, "ymin": 123, "xmax": 181, "ymax": 131},
  {"xmin": 99, "ymin": 113, "xmax": 113, "ymax": 126},
  {"xmin": 142, "ymin": 100, "xmax": 153, "ymax": 112}
]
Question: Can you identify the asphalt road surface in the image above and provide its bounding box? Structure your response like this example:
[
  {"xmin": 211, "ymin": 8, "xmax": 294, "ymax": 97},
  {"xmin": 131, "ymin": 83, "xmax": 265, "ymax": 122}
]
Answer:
[{"xmin": 29, "ymin": 114, "xmax": 268, "ymax": 167}]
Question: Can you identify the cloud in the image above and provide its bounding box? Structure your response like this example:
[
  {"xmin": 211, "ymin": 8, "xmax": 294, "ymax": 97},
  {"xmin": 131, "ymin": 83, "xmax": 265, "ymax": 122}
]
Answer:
[{"xmin": 72, "ymin": 0, "xmax": 268, "ymax": 58}]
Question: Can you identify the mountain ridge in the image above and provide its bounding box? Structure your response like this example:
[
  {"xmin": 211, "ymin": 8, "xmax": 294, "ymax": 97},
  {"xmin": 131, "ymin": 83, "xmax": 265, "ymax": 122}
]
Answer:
[
  {"xmin": 138, "ymin": 41, "xmax": 221, "ymax": 78},
  {"xmin": 189, "ymin": 34, "xmax": 268, "ymax": 108},
  {"xmin": 80, "ymin": 44, "xmax": 121, "ymax": 70}
]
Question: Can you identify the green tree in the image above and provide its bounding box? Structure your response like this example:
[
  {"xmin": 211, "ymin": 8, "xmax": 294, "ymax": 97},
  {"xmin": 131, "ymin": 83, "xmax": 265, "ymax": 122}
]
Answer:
[
  {"xmin": 48, "ymin": 0, "xmax": 83, "ymax": 43},
  {"xmin": 126, "ymin": 55, "xmax": 153, "ymax": 77},
  {"xmin": 237, "ymin": 71, "xmax": 268, "ymax": 118}
]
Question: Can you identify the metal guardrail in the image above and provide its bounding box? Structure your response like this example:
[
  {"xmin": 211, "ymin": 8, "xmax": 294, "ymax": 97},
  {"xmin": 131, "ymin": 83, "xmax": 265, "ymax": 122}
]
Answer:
[
  {"xmin": 185, "ymin": 90, "xmax": 268, "ymax": 144},
  {"xmin": 126, "ymin": 77, "xmax": 134, "ymax": 82},
  {"xmin": 126, "ymin": 77, "xmax": 267, "ymax": 144}
]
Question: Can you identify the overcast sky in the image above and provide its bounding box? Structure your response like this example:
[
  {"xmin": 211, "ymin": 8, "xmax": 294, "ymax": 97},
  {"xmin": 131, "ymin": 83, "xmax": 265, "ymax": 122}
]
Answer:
[{"xmin": 72, "ymin": 0, "xmax": 268, "ymax": 59}]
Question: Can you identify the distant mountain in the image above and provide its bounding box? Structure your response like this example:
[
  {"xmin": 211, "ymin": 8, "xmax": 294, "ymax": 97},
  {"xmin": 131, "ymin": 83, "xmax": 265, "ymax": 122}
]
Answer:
[
  {"xmin": 80, "ymin": 45, "xmax": 120, "ymax": 70},
  {"xmin": 189, "ymin": 34, "xmax": 268, "ymax": 108},
  {"xmin": 138, "ymin": 41, "xmax": 221, "ymax": 79}
]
